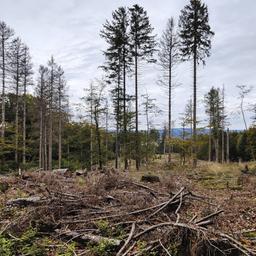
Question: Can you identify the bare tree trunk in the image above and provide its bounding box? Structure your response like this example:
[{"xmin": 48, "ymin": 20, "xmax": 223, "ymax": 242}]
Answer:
[
  {"xmin": 168, "ymin": 42, "xmax": 173, "ymax": 164},
  {"xmin": 221, "ymin": 128, "xmax": 225, "ymax": 164},
  {"xmin": 22, "ymin": 57, "xmax": 27, "ymax": 168},
  {"xmin": 58, "ymin": 83, "xmax": 62, "ymax": 170},
  {"xmin": 39, "ymin": 105, "xmax": 43, "ymax": 169},
  {"xmin": 208, "ymin": 125, "xmax": 211, "ymax": 162},
  {"xmin": 226, "ymin": 128, "xmax": 230, "ymax": 164},
  {"xmin": 94, "ymin": 108, "xmax": 102, "ymax": 169},
  {"xmin": 105, "ymin": 100, "xmax": 108, "ymax": 165},
  {"xmin": 115, "ymin": 65, "xmax": 121, "ymax": 169},
  {"xmin": 221, "ymin": 86, "xmax": 225, "ymax": 164},
  {"xmin": 123, "ymin": 50, "xmax": 128, "ymax": 170},
  {"xmin": 15, "ymin": 69, "xmax": 19, "ymax": 168},
  {"xmin": 192, "ymin": 48, "xmax": 197, "ymax": 168},
  {"xmin": 48, "ymin": 65, "xmax": 54, "ymax": 171},
  {"xmin": 241, "ymin": 98, "xmax": 247, "ymax": 130},
  {"xmin": 1, "ymin": 39, "xmax": 6, "ymax": 140},
  {"xmin": 215, "ymin": 138, "xmax": 219, "ymax": 163},
  {"xmin": 145, "ymin": 105, "xmax": 149, "ymax": 165},
  {"xmin": 90, "ymin": 84, "xmax": 93, "ymax": 170},
  {"xmin": 58, "ymin": 109, "xmax": 62, "ymax": 169},
  {"xmin": 48, "ymin": 107, "xmax": 53, "ymax": 171},
  {"xmin": 44, "ymin": 118, "xmax": 47, "ymax": 170},
  {"xmin": 135, "ymin": 42, "xmax": 140, "ymax": 170}
]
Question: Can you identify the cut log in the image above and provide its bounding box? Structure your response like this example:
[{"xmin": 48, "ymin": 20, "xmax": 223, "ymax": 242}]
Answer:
[
  {"xmin": 56, "ymin": 229, "xmax": 121, "ymax": 246},
  {"xmin": 52, "ymin": 168, "xmax": 69, "ymax": 174},
  {"xmin": 6, "ymin": 196, "xmax": 43, "ymax": 207}
]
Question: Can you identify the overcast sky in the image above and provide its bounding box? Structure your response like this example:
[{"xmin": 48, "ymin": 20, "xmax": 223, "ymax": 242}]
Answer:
[{"xmin": 1, "ymin": 0, "xmax": 256, "ymax": 130}]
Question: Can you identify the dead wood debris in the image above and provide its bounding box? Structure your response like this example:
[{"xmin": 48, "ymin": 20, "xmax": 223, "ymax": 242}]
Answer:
[{"xmin": 0, "ymin": 171, "xmax": 255, "ymax": 256}]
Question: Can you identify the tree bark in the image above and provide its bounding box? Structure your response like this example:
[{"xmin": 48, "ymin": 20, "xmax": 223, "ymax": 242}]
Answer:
[
  {"xmin": 22, "ymin": 49, "xmax": 27, "ymax": 168},
  {"xmin": 192, "ymin": 48, "xmax": 197, "ymax": 168},
  {"xmin": 48, "ymin": 66, "xmax": 54, "ymax": 171},
  {"xmin": 123, "ymin": 49, "xmax": 128, "ymax": 170},
  {"xmin": 1, "ymin": 38, "xmax": 6, "ymax": 140},
  {"xmin": 226, "ymin": 128, "xmax": 230, "ymax": 164},
  {"xmin": 94, "ymin": 107, "xmax": 102, "ymax": 169},
  {"xmin": 208, "ymin": 125, "xmax": 211, "ymax": 162},
  {"xmin": 58, "ymin": 79, "xmax": 62, "ymax": 170},
  {"xmin": 168, "ymin": 37, "xmax": 173, "ymax": 164},
  {"xmin": 115, "ymin": 60, "xmax": 121, "ymax": 169},
  {"xmin": 15, "ymin": 55, "xmax": 19, "ymax": 169},
  {"xmin": 135, "ymin": 41, "xmax": 140, "ymax": 170}
]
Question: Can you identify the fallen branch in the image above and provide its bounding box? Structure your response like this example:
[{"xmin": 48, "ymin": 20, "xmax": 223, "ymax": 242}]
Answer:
[
  {"xmin": 116, "ymin": 222, "xmax": 136, "ymax": 256},
  {"xmin": 195, "ymin": 210, "xmax": 224, "ymax": 225},
  {"xmin": 56, "ymin": 229, "xmax": 121, "ymax": 246},
  {"xmin": 147, "ymin": 187, "xmax": 185, "ymax": 219},
  {"xmin": 159, "ymin": 240, "xmax": 172, "ymax": 256}
]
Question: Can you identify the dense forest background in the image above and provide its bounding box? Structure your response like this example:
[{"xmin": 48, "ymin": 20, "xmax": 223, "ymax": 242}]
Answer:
[{"xmin": 1, "ymin": 1, "xmax": 256, "ymax": 173}]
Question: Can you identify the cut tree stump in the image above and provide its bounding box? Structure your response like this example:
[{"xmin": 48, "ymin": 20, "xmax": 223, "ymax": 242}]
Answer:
[{"xmin": 141, "ymin": 175, "xmax": 160, "ymax": 183}]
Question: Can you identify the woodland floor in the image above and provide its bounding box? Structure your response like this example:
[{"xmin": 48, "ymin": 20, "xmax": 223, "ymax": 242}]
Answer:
[{"xmin": 0, "ymin": 159, "xmax": 255, "ymax": 255}]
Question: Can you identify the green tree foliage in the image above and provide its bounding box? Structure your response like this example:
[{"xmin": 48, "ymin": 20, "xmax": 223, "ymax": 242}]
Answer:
[
  {"xmin": 179, "ymin": 0, "xmax": 214, "ymax": 167},
  {"xmin": 204, "ymin": 87, "xmax": 224, "ymax": 162},
  {"xmin": 129, "ymin": 4, "xmax": 156, "ymax": 170}
]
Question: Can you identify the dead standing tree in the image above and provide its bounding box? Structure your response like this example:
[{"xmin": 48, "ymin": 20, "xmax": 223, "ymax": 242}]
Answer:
[
  {"xmin": 21, "ymin": 46, "xmax": 33, "ymax": 168},
  {"xmin": 158, "ymin": 17, "xmax": 179, "ymax": 164},
  {"xmin": 129, "ymin": 4, "xmax": 156, "ymax": 170},
  {"xmin": 36, "ymin": 65, "xmax": 49, "ymax": 170},
  {"xmin": 9, "ymin": 37, "xmax": 26, "ymax": 169},
  {"xmin": 84, "ymin": 80, "xmax": 106, "ymax": 170},
  {"xmin": 0, "ymin": 21, "xmax": 14, "ymax": 140}
]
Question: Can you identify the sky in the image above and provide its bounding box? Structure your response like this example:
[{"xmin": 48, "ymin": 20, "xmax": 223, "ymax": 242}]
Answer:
[{"xmin": 0, "ymin": 0, "xmax": 256, "ymax": 130}]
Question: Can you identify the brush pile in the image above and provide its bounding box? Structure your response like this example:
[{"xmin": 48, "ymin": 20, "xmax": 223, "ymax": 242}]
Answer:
[{"xmin": 0, "ymin": 170, "xmax": 255, "ymax": 255}]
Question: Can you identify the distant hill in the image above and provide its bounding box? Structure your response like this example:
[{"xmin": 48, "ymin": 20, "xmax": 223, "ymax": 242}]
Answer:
[
  {"xmin": 158, "ymin": 128, "xmax": 208, "ymax": 137},
  {"xmin": 158, "ymin": 128, "xmax": 242, "ymax": 137}
]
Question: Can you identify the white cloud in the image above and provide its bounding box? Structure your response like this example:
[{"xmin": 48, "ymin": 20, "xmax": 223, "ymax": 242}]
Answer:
[{"xmin": 1, "ymin": 0, "xmax": 255, "ymax": 129}]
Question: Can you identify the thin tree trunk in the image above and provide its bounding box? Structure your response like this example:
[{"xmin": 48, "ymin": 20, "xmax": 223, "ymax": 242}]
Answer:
[
  {"xmin": 115, "ymin": 62, "xmax": 121, "ymax": 169},
  {"xmin": 208, "ymin": 125, "xmax": 211, "ymax": 162},
  {"xmin": 95, "ymin": 109, "xmax": 102, "ymax": 169},
  {"xmin": 168, "ymin": 42, "xmax": 172, "ymax": 164},
  {"xmin": 58, "ymin": 83, "xmax": 62, "ymax": 170},
  {"xmin": 135, "ymin": 42, "xmax": 140, "ymax": 170},
  {"xmin": 22, "ymin": 55, "xmax": 27, "ymax": 168},
  {"xmin": 15, "ymin": 61, "xmax": 19, "ymax": 169},
  {"xmin": 39, "ymin": 105, "xmax": 43, "ymax": 169},
  {"xmin": 221, "ymin": 128, "xmax": 225, "ymax": 164},
  {"xmin": 221, "ymin": 86, "xmax": 225, "ymax": 164},
  {"xmin": 105, "ymin": 100, "xmax": 108, "ymax": 165},
  {"xmin": 123, "ymin": 50, "xmax": 128, "ymax": 170},
  {"xmin": 48, "ymin": 108, "xmax": 52, "ymax": 171},
  {"xmin": 58, "ymin": 109, "xmax": 62, "ymax": 169},
  {"xmin": 226, "ymin": 128, "xmax": 230, "ymax": 164},
  {"xmin": 48, "ymin": 68, "xmax": 54, "ymax": 171},
  {"xmin": 145, "ymin": 105, "xmax": 149, "ymax": 165},
  {"xmin": 241, "ymin": 98, "xmax": 247, "ymax": 130},
  {"xmin": 90, "ymin": 84, "xmax": 93, "ymax": 170},
  {"xmin": 192, "ymin": 48, "xmax": 197, "ymax": 168},
  {"xmin": 1, "ymin": 39, "xmax": 6, "ymax": 139},
  {"xmin": 215, "ymin": 138, "xmax": 219, "ymax": 163},
  {"xmin": 44, "ymin": 118, "xmax": 47, "ymax": 170}
]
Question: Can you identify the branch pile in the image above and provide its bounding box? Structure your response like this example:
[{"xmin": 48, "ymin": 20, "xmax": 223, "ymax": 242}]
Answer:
[{"xmin": 0, "ymin": 170, "xmax": 255, "ymax": 255}]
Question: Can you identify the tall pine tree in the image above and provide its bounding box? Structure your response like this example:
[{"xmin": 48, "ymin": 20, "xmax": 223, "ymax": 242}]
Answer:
[
  {"xmin": 179, "ymin": 0, "xmax": 214, "ymax": 167},
  {"xmin": 129, "ymin": 4, "xmax": 156, "ymax": 170}
]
